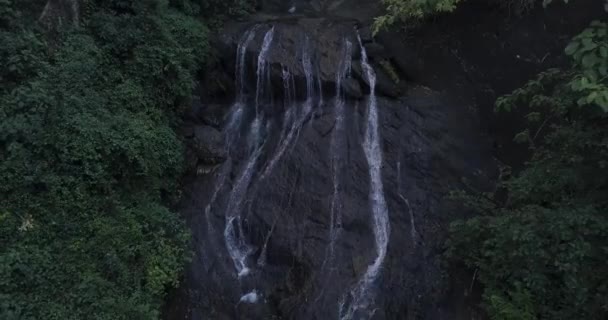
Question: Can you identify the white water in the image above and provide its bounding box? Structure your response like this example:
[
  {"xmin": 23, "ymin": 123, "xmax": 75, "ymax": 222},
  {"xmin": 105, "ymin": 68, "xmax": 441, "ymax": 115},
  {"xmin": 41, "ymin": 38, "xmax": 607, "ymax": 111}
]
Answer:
[
  {"xmin": 225, "ymin": 26, "xmax": 259, "ymax": 147},
  {"xmin": 257, "ymin": 42, "xmax": 317, "ymax": 181},
  {"xmin": 239, "ymin": 290, "xmax": 260, "ymax": 304},
  {"xmin": 224, "ymin": 27, "xmax": 275, "ymax": 279},
  {"xmin": 236, "ymin": 27, "xmax": 258, "ymax": 101},
  {"xmin": 302, "ymin": 37, "xmax": 315, "ymax": 116},
  {"xmin": 339, "ymin": 33, "xmax": 391, "ymax": 320},
  {"xmin": 206, "ymin": 27, "xmax": 257, "ymax": 245},
  {"xmin": 255, "ymin": 27, "xmax": 275, "ymax": 115},
  {"xmin": 224, "ymin": 145, "xmax": 263, "ymax": 277}
]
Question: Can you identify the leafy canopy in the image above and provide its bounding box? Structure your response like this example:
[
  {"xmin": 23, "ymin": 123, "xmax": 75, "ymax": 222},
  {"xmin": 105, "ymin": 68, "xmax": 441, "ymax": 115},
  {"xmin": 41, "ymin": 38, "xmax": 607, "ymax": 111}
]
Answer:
[
  {"xmin": 0, "ymin": 0, "xmax": 210, "ymax": 319},
  {"xmin": 373, "ymin": 0, "xmax": 577, "ymax": 33}
]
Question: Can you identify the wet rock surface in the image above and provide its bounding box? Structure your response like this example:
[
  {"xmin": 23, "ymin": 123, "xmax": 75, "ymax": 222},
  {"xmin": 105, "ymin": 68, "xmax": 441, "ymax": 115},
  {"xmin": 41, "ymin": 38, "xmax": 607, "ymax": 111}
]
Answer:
[
  {"xmin": 164, "ymin": 0, "xmax": 602, "ymax": 319},
  {"xmin": 167, "ymin": 86, "xmax": 492, "ymax": 320}
]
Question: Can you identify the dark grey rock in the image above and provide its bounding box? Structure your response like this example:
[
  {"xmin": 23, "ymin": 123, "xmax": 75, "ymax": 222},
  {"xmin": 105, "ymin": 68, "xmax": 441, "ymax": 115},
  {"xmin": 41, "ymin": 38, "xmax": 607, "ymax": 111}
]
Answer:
[
  {"xmin": 193, "ymin": 125, "xmax": 227, "ymax": 164},
  {"xmin": 352, "ymin": 60, "xmax": 402, "ymax": 98},
  {"xmin": 342, "ymin": 77, "xmax": 363, "ymax": 99},
  {"xmin": 177, "ymin": 126, "xmax": 194, "ymax": 138},
  {"xmin": 199, "ymin": 104, "xmax": 228, "ymax": 128},
  {"xmin": 364, "ymin": 42, "xmax": 388, "ymax": 60},
  {"xmin": 169, "ymin": 85, "xmax": 494, "ymax": 320},
  {"xmin": 219, "ymin": 19, "xmax": 360, "ymax": 99},
  {"xmin": 376, "ymin": 30, "xmax": 424, "ymax": 81},
  {"xmin": 201, "ymin": 68, "xmax": 235, "ymax": 100},
  {"xmin": 358, "ymin": 25, "xmax": 374, "ymax": 43},
  {"xmin": 375, "ymin": 65, "xmax": 403, "ymax": 98}
]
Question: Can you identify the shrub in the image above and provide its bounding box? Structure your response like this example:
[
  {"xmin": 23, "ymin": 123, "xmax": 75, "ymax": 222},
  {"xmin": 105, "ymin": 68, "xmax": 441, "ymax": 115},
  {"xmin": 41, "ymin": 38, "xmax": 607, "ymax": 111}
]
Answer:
[
  {"xmin": 446, "ymin": 20, "xmax": 608, "ymax": 320},
  {"xmin": 0, "ymin": 0, "xmax": 208, "ymax": 318}
]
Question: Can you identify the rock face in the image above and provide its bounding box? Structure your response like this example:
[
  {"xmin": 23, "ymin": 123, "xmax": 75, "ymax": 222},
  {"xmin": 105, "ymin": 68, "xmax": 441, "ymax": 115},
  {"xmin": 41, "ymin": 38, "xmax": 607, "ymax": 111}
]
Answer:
[
  {"xmin": 166, "ymin": 15, "xmax": 493, "ymax": 317},
  {"xmin": 169, "ymin": 83, "xmax": 491, "ymax": 319},
  {"xmin": 214, "ymin": 16, "xmax": 407, "ymax": 101},
  {"xmin": 165, "ymin": 1, "xmax": 606, "ymax": 320},
  {"xmin": 161, "ymin": 0, "xmax": 608, "ymax": 318}
]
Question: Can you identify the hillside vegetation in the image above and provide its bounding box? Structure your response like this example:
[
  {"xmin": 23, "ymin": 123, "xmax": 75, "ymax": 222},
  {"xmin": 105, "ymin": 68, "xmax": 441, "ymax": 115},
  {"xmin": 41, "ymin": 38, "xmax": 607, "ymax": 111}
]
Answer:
[{"xmin": 0, "ymin": 0, "xmax": 237, "ymax": 318}]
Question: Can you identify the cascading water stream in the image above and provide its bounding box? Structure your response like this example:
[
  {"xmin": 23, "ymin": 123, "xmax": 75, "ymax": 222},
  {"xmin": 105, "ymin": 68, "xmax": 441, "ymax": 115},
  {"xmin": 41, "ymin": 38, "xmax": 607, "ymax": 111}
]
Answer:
[
  {"xmin": 257, "ymin": 41, "xmax": 318, "ymax": 181},
  {"xmin": 302, "ymin": 36, "xmax": 315, "ymax": 116},
  {"xmin": 249, "ymin": 26, "xmax": 275, "ymax": 151},
  {"xmin": 255, "ymin": 26, "xmax": 275, "ymax": 116},
  {"xmin": 339, "ymin": 32, "xmax": 391, "ymax": 320},
  {"xmin": 204, "ymin": 26, "xmax": 258, "ymax": 245},
  {"xmin": 225, "ymin": 27, "xmax": 258, "ymax": 146},
  {"xmin": 223, "ymin": 26, "xmax": 275, "ymax": 279},
  {"xmin": 224, "ymin": 147, "xmax": 263, "ymax": 278}
]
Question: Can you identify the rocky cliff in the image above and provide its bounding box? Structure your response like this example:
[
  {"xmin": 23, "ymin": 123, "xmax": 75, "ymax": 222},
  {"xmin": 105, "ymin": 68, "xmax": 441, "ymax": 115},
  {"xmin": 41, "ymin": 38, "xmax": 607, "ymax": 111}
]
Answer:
[{"xmin": 165, "ymin": 0, "xmax": 602, "ymax": 319}]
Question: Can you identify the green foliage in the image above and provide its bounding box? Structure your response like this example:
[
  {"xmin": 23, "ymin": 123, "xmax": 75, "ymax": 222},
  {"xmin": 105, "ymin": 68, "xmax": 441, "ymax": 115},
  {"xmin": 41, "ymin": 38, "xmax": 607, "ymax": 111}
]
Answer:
[
  {"xmin": 447, "ymin": 20, "xmax": 608, "ymax": 320},
  {"xmin": 171, "ymin": 0, "xmax": 254, "ymax": 25},
  {"xmin": 373, "ymin": 0, "xmax": 462, "ymax": 33},
  {"xmin": 565, "ymin": 21, "xmax": 608, "ymax": 111},
  {"xmin": 373, "ymin": 0, "xmax": 576, "ymax": 33},
  {"xmin": 0, "ymin": 0, "xmax": 208, "ymax": 318}
]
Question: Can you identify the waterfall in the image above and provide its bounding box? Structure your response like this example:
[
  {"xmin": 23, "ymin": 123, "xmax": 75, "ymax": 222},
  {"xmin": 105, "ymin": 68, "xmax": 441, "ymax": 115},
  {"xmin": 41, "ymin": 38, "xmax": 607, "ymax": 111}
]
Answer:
[
  {"xmin": 224, "ymin": 146, "xmax": 263, "ymax": 277},
  {"xmin": 239, "ymin": 290, "xmax": 260, "ymax": 304},
  {"xmin": 255, "ymin": 26, "xmax": 275, "ymax": 116},
  {"xmin": 339, "ymin": 33, "xmax": 391, "ymax": 320},
  {"xmin": 223, "ymin": 26, "xmax": 275, "ymax": 279},
  {"xmin": 256, "ymin": 41, "xmax": 318, "ymax": 181},
  {"xmin": 205, "ymin": 26, "xmax": 258, "ymax": 248},
  {"xmin": 302, "ymin": 37, "xmax": 315, "ymax": 116},
  {"xmin": 225, "ymin": 26, "xmax": 259, "ymax": 148},
  {"xmin": 236, "ymin": 27, "xmax": 258, "ymax": 102}
]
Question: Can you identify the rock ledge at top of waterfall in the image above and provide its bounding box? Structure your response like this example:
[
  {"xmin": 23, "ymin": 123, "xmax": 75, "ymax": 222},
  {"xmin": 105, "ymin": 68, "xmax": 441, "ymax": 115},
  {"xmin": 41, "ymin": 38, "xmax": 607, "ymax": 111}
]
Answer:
[{"xmin": 215, "ymin": 19, "xmax": 407, "ymax": 100}]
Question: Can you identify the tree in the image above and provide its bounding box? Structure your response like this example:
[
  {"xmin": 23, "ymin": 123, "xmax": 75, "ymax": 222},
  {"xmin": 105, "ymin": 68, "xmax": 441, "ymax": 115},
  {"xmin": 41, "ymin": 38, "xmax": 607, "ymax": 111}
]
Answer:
[
  {"xmin": 446, "ymin": 20, "xmax": 608, "ymax": 320},
  {"xmin": 0, "ymin": 0, "xmax": 210, "ymax": 318},
  {"xmin": 372, "ymin": 0, "xmax": 581, "ymax": 33}
]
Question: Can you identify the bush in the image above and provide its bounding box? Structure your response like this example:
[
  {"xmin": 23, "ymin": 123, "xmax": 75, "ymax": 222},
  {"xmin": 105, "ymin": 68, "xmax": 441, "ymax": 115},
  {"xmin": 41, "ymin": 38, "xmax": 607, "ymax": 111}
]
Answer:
[
  {"xmin": 446, "ymin": 20, "xmax": 608, "ymax": 320},
  {"xmin": 373, "ymin": 0, "xmax": 575, "ymax": 33},
  {"xmin": 0, "ymin": 0, "xmax": 208, "ymax": 318}
]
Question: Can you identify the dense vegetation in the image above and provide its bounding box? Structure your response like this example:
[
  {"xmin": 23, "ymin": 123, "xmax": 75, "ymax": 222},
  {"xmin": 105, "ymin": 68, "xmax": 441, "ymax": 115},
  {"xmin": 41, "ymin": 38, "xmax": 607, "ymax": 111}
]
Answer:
[
  {"xmin": 444, "ymin": 12, "xmax": 608, "ymax": 320},
  {"xmin": 373, "ymin": 0, "xmax": 573, "ymax": 32},
  {"xmin": 0, "ymin": 0, "xmax": 233, "ymax": 318}
]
